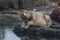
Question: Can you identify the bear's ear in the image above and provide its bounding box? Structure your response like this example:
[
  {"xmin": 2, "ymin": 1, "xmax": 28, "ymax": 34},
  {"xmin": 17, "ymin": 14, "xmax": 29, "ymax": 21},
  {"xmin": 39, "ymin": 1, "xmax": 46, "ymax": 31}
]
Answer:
[{"xmin": 24, "ymin": 13, "xmax": 26, "ymax": 16}]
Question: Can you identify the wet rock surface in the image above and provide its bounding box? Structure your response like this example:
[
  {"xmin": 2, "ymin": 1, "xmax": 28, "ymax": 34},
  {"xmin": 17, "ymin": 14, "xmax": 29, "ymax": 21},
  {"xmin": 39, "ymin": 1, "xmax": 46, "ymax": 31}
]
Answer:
[{"xmin": 13, "ymin": 25, "xmax": 60, "ymax": 40}]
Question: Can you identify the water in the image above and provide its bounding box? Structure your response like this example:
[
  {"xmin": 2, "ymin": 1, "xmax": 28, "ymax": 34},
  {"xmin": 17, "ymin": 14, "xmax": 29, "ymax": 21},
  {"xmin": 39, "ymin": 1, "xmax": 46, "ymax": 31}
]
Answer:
[{"xmin": 0, "ymin": 26, "xmax": 21, "ymax": 40}]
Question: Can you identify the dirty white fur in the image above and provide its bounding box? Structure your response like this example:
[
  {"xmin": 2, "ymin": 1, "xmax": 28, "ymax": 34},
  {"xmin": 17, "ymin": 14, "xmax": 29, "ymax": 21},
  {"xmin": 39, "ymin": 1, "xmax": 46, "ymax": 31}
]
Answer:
[{"xmin": 21, "ymin": 11, "xmax": 52, "ymax": 28}]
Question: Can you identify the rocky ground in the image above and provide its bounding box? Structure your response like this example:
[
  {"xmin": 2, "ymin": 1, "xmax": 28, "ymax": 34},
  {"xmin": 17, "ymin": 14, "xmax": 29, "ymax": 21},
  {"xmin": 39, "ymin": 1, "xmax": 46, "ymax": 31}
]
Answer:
[{"xmin": 0, "ymin": 6, "xmax": 60, "ymax": 40}]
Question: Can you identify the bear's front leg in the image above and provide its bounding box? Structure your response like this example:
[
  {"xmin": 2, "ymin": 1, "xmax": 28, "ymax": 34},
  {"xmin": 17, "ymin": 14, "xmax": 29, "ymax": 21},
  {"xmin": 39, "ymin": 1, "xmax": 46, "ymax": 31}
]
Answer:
[{"xmin": 25, "ymin": 21, "xmax": 34, "ymax": 29}]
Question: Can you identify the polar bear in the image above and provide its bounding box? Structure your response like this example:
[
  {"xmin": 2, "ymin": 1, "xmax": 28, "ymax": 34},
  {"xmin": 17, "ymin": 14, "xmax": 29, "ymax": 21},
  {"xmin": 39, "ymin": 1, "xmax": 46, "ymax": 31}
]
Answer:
[{"xmin": 21, "ymin": 11, "xmax": 52, "ymax": 28}]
